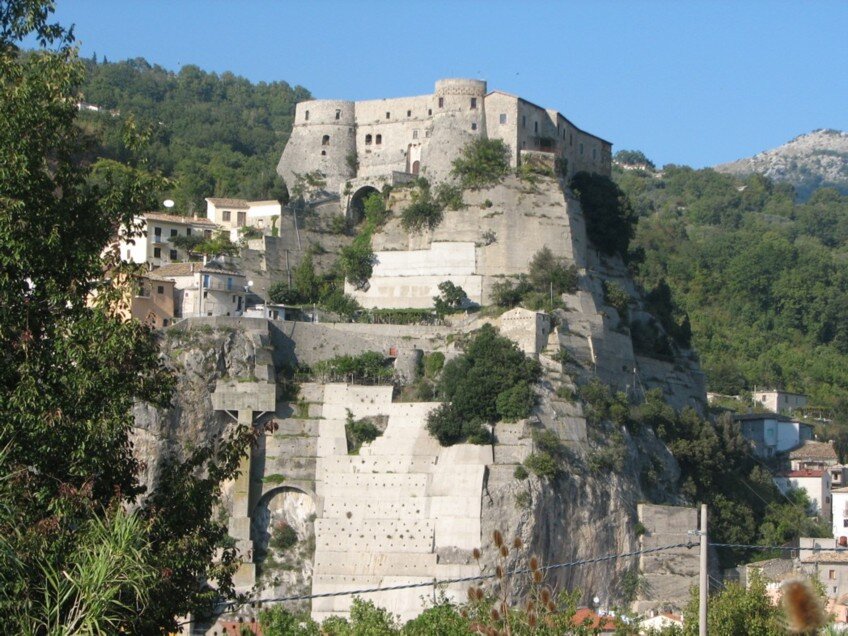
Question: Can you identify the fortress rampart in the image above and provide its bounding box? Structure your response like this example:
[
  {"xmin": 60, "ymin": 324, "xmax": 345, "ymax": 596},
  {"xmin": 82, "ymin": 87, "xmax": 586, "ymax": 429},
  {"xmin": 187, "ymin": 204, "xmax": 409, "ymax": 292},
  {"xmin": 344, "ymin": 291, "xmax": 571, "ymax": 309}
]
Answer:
[{"xmin": 277, "ymin": 79, "xmax": 612, "ymax": 193}]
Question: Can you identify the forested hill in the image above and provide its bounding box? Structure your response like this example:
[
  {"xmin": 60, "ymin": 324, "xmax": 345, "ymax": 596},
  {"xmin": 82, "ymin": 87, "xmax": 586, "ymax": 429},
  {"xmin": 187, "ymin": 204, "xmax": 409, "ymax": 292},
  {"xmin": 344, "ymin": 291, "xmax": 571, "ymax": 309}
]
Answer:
[
  {"xmin": 615, "ymin": 156, "xmax": 848, "ymax": 414},
  {"xmin": 77, "ymin": 57, "xmax": 310, "ymax": 214}
]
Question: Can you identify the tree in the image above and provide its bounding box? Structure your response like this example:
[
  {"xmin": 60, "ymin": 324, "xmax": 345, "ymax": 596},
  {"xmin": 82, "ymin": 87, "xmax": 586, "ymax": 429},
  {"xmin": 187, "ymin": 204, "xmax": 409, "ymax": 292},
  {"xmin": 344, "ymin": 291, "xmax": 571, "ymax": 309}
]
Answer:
[
  {"xmin": 570, "ymin": 171, "xmax": 637, "ymax": 257},
  {"xmin": 0, "ymin": 3, "xmax": 251, "ymax": 631},
  {"xmin": 433, "ymin": 280, "xmax": 467, "ymax": 317},
  {"xmin": 528, "ymin": 247, "xmax": 578, "ymax": 295},
  {"xmin": 451, "ymin": 138, "xmax": 511, "ymax": 188}
]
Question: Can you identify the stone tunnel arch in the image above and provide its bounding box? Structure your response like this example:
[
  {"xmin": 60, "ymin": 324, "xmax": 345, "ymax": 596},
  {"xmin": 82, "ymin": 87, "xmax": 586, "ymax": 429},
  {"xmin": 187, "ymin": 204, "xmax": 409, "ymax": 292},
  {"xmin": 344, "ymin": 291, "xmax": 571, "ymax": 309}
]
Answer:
[
  {"xmin": 250, "ymin": 485, "xmax": 317, "ymax": 588},
  {"xmin": 348, "ymin": 185, "xmax": 380, "ymax": 225}
]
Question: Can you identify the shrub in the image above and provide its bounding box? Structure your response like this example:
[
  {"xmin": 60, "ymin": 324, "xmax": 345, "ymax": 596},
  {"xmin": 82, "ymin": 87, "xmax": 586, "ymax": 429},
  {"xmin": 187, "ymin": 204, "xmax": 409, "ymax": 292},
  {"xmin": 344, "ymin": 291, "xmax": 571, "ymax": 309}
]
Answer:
[
  {"xmin": 433, "ymin": 182, "xmax": 464, "ymax": 210},
  {"xmin": 513, "ymin": 464, "xmax": 528, "ymax": 480},
  {"xmin": 524, "ymin": 452, "xmax": 559, "ymax": 479},
  {"xmin": 268, "ymin": 281, "xmax": 302, "ymax": 305},
  {"xmin": 339, "ymin": 239, "xmax": 375, "ymax": 289},
  {"xmin": 312, "ymin": 351, "xmax": 392, "ymax": 383},
  {"xmin": 423, "ymin": 352, "xmax": 445, "ymax": 379},
  {"xmin": 425, "ymin": 403, "xmax": 492, "ymax": 446},
  {"xmin": 490, "ymin": 276, "xmax": 532, "ymax": 308},
  {"xmin": 345, "ymin": 409, "xmax": 382, "ymax": 454},
  {"xmin": 528, "ymin": 247, "xmax": 579, "ymax": 296},
  {"xmin": 602, "ymin": 280, "xmax": 630, "ymax": 321},
  {"xmin": 433, "ymin": 281, "xmax": 467, "ymax": 317},
  {"xmin": 362, "ymin": 191, "xmax": 389, "ymax": 226},
  {"xmin": 401, "ymin": 197, "xmax": 443, "ymax": 232},
  {"xmin": 269, "ymin": 521, "xmax": 298, "ymax": 552},
  {"xmin": 514, "ymin": 490, "xmax": 532, "ymax": 509},
  {"xmin": 329, "ymin": 214, "xmax": 350, "ymax": 235},
  {"xmin": 320, "ymin": 290, "xmax": 360, "ymax": 319},
  {"xmin": 451, "ymin": 138, "xmax": 511, "ymax": 188},
  {"xmin": 495, "ymin": 381, "xmax": 535, "ymax": 421},
  {"xmin": 570, "ymin": 171, "xmax": 637, "ymax": 256}
]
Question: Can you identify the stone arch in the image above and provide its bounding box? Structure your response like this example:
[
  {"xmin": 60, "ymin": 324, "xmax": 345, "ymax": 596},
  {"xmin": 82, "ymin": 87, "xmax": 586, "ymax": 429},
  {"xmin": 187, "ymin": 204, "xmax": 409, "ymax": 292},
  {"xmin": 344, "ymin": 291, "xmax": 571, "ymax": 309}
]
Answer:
[
  {"xmin": 250, "ymin": 485, "xmax": 317, "ymax": 581},
  {"xmin": 348, "ymin": 185, "xmax": 380, "ymax": 225}
]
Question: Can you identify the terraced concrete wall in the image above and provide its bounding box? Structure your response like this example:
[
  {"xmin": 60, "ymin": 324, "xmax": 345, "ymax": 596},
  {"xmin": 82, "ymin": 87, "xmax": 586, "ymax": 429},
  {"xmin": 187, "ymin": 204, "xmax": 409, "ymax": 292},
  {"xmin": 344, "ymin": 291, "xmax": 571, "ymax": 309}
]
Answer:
[
  {"xmin": 311, "ymin": 383, "xmax": 491, "ymax": 623},
  {"xmin": 345, "ymin": 242, "xmax": 483, "ymax": 309}
]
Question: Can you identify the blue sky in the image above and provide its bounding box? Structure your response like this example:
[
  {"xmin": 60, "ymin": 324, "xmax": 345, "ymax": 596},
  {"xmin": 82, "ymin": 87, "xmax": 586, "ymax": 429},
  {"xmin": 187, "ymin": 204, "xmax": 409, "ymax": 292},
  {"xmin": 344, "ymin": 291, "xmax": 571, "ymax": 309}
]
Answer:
[{"xmin": 49, "ymin": 1, "xmax": 847, "ymax": 168}]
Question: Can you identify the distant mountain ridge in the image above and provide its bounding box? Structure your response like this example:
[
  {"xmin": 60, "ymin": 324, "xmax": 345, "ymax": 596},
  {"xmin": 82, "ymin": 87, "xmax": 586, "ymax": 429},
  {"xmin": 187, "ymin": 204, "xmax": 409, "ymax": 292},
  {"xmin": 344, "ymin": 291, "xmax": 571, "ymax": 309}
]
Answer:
[{"xmin": 715, "ymin": 129, "xmax": 848, "ymax": 200}]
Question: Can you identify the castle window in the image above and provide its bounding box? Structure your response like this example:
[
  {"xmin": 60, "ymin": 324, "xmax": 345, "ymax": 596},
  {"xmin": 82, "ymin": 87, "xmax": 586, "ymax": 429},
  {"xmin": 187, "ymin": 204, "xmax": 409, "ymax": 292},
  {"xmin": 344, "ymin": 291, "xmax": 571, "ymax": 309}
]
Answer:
[
  {"xmin": 534, "ymin": 121, "xmax": 538, "ymax": 133},
  {"xmin": 413, "ymin": 130, "xmax": 418, "ymax": 139},
  {"xmin": 470, "ymin": 97, "xmax": 477, "ymax": 109},
  {"xmin": 365, "ymin": 134, "xmax": 372, "ymax": 145},
  {"xmin": 237, "ymin": 212, "xmax": 246, "ymax": 227},
  {"xmin": 169, "ymin": 249, "xmax": 177, "ymax": 261},
  {"xmin": 438, "ymin": 97, "xmax": 444, "ymax": 108},
  {"xmin": 153, "ymin": 247, "xmax": 161, "ymax": 258},
  {"xmin": 170, "ymin": 228, "xmax": 178, "ymax": 237},
  {"xmin": 570, "ymin": 133, "xmax": 573, "ymax": 146},
  {"xmin": 471, "ymin": 122, "xmax": 477, "ymax": 131},
  {"xmin": 386, "ymin": 112, "xmax": 390, "ymax": 119},
  {"xmin": 499, "ymin": 113, "xmax": 507, "ymax": 124},
  {"xmin": 322, "ymin": 135, "xmax": 330, "ymax": 145},
  {"xmin": 157, "ymin": 285, "xmax": 164, "ymax": 295},
  {"xmin": 522, "ymin": 116, "xmax": 526, "ymax": 128},
  {"xmin": 375, "ymin": 134, "xmax": 382, "ymax": 145},
  {"xmin": 425, "ymin": 130, "xmax": 431, "ymax": 138},
  {"xmin": 335, "ymin": 109, "xmax": 341, "ymax": 120},
  {"xmin": 321, "ymin": 150, "xmax": 326, "ymax": 156},
  {"xmin": 305, "ymin": 110, "xmax": 309, "ymax": 121},
  {"xmin": 592, "ymin": 148, "xmax": 597, "ymax": 159},
  {"xmin": 579, "ymin": 142, "xmax": 584, "ymax": 155},
  {"xmin": 186, "ymin": 227, "xmax": 192, "ymax": 236},
  {"xmin": 428, "ymin": 109, "xmax": 432, "ymax": 116},
  {"xmin": 222, "ymin": 211, "xmax": 231, "ymax": 222},
  {"xmin": 407, "ymin": 110, "xmax": 412, "ymax": 117}
]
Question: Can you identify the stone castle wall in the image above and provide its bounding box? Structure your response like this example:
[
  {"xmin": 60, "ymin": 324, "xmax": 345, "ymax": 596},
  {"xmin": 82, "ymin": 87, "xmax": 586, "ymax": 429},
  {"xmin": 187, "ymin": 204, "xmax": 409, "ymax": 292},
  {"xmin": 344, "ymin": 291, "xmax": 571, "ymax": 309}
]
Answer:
[{"xmin": 277, "ymin": 78, "xmax": 611, "ymax": 194}]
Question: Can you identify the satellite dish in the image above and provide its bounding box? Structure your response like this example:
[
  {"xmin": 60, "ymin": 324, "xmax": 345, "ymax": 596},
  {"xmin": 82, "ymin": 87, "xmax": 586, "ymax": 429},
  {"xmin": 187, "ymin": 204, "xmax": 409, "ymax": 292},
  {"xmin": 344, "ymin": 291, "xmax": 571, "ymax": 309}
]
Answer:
[
  {"xmin": 593, "ymin": 596, "xmax": 601, "ymax": 606},
  {"xmin": 247, "ymin": 280, "xmax": 254, "ymax": 287},
  {"xmin": 163, "ymin": 199, "xmax": 175, "ymax": 209}
]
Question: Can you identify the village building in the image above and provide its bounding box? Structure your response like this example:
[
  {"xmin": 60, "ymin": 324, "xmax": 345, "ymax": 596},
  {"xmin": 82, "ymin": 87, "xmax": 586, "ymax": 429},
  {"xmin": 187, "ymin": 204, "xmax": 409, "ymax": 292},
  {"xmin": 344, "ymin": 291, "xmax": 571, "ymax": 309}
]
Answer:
[
  {"xmin": 130, "ymin": 273, "xmax": 175, "ymax": 328},
  {"xmin": 205, "ymin": 198, "xmax": 282, "ymax": 241},
  {"xmin": 153, "ymin": 259, "xmax": 247, "ymax": 318},
  {"xmin": 789, "ymin": 440, "xmax": 839, "ymax": 471},
  {"xmin": 774, "ymin": 468, "xmax": 831, "ymax": 518},
  {"xmin": 735, "ymin": 412, "xmax": 814, "ymax": 458},
  {"xmin": 118, "ymin": 212, "xmax": 217, "ymax": 268},
  {"xmin": 752, "ymin": 389, "xmax": 808, "ymax": 414}
]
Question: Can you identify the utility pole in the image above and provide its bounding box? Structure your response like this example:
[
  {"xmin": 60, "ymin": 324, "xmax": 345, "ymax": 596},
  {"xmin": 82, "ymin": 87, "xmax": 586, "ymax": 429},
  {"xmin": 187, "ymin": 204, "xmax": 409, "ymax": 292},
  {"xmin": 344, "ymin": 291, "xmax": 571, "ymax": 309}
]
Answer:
[{"xmin": 699, "ymin": 503, "xmax": 708, "ymax": 636}]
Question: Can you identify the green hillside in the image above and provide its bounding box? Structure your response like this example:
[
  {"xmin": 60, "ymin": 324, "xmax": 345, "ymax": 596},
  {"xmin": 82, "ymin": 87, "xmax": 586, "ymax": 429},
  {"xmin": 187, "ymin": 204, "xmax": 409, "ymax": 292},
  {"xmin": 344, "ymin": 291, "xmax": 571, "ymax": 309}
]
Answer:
[
  {"xmin": 76, "ymin": 57, "xmax": 310, "ymax": 213},
  {"xmin": 616, "ymin": 157, "xmax": 848, "ymax": 414}
]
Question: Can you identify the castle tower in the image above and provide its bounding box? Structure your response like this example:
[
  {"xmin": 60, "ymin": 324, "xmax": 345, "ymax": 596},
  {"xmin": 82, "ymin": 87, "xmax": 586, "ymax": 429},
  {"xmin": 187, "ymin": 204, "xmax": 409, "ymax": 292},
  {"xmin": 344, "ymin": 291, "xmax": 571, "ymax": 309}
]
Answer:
[
  {"xmin": 421, "ymin": 79, "xmax": 487, "ymax": 183},
  {"xmin": 277, "ymin": 100, "xmax": 356, "ymax": 195}
]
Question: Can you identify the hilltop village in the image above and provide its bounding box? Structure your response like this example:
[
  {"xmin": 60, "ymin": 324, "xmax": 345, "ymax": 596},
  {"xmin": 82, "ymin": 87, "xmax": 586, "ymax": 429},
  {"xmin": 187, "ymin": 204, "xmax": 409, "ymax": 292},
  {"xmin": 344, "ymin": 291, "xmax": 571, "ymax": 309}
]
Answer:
[{"xmin": 111, "ymin": 80, "xmax": 842, "ymax": 633}]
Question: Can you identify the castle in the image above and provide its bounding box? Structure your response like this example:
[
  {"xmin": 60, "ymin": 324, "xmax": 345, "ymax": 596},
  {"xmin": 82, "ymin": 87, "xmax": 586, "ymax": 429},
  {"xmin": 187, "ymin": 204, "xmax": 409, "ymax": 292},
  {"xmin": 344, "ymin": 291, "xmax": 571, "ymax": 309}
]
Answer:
[{"xmin": 277, "ymin": 78, "xmax": 612, "ymax": 202}]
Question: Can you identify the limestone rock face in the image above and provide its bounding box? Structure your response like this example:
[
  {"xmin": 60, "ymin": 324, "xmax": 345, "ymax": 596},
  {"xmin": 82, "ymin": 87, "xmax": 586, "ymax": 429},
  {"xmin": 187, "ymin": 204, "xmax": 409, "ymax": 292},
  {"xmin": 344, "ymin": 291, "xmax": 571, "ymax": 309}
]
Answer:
[
  {"xmin": 135, "ymin": 175, "xmax": 709, "ymax": 624},
  {"xmin": 715, "ymin": 128, "xmax": 848, "ymax": 199}
]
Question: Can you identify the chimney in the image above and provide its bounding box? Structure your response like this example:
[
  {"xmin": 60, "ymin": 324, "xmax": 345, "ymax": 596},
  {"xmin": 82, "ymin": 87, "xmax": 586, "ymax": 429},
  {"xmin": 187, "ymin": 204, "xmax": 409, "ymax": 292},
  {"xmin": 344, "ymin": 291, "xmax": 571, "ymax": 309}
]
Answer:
[{"xmin": 839, "ymin": 536, "xmax": 847, "ymax": 547}]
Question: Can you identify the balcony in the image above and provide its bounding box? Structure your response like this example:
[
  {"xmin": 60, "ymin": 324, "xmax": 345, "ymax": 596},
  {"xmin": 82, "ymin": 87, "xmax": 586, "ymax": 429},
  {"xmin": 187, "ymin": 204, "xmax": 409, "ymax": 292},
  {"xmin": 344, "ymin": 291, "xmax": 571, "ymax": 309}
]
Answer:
[{"xmin": 202, "ymin": 279, "xmax": 244, "ymax": 292}]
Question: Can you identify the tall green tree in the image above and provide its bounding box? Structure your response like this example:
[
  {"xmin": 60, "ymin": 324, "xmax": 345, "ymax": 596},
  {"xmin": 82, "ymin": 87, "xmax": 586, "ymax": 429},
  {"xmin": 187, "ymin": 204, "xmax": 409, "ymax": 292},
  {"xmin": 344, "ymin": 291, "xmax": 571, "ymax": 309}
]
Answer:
[{"xmin": 0, "ymin": 3, "xmax": 251, "ymax": 632}]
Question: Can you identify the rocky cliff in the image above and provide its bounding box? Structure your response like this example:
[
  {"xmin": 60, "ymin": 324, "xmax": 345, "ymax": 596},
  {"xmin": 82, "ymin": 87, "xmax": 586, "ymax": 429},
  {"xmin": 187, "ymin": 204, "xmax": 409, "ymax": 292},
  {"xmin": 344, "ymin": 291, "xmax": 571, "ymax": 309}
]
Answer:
[
  {"xmin": 136, "ymin": 175, "xmax": 707, "ymax": 626},
  {"xmin": 715, "ymin": 129, "xmax": 848, "ymax": 200}
]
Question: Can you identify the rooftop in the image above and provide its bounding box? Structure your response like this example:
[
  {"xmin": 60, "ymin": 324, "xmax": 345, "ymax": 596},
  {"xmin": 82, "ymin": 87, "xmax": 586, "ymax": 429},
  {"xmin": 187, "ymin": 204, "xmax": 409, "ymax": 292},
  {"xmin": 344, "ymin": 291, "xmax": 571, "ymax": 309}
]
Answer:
[
  {"xmin": 789, "ymin": 441, "xmax": 837, "ymax": 462},
  {"xmin": 734, "ymin": 412, "xmax": 792, "ymax": 422},
  {"xmin": 144, "ymin": 212, "xmax": 217, "ymax": 227},
  {"xmin": 779, "ymin": 469, "xmax": 824, "ymax": 478},
  {"xmin": 206, "ymin": 197, "xmax": 249, "ymax": 208},
  {"xmin": 571, "ymin": 608, "xmax": 617, "ymax": 632},
  {"xmin": 150, "ymin": 262, "xmax": 197, "ymax": 278}
]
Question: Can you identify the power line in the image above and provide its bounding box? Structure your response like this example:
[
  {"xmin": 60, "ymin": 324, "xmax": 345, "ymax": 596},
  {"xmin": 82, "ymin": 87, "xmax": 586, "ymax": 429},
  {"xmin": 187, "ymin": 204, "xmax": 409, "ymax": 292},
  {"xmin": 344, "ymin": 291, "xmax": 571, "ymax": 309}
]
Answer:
[{"xmin": 179, "ymin": 541, "xmax": 696, "ymax": 626}]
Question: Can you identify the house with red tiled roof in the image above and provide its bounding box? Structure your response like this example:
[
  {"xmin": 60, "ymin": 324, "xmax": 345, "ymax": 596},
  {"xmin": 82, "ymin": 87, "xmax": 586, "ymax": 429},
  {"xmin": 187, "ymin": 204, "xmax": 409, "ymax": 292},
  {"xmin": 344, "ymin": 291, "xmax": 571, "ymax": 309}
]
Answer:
[{"xmin": 571, "ymin": 607, "xmax": 619, "ymax": 634}]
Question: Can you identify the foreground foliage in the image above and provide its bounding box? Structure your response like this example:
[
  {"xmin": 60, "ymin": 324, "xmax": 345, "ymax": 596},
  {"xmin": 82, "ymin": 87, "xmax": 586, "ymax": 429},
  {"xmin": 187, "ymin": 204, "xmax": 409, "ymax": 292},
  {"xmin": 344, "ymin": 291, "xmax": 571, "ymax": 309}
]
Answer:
[{"xmin": 0, "ymin": 4, "xmax": 252, "ymax": 631}]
